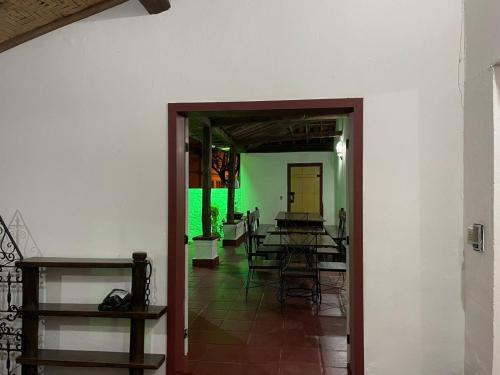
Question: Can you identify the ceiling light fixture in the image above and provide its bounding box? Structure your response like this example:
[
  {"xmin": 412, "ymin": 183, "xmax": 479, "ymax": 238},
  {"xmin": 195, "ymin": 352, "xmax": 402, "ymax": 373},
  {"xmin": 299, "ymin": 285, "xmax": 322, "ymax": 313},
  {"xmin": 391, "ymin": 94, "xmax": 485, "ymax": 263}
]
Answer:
[{"xmin": 336, "ymin": 140, "xmax": 346, "ymax": 159}]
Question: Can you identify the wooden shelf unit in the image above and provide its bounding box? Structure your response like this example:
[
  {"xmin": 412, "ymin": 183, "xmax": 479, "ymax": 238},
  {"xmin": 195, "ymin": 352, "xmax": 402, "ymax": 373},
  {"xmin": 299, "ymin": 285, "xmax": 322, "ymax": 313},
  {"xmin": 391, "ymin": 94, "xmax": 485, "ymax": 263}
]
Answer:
[
  {"xmin": 16, "ymin": 252, "xmax": 166, "ymax": 374},
  {"xmin": 17, "ymin": 257, "xmax": 135, "ymax": 268},
  {"xmin": 17, "ymin": 349, "xmax": 165, "ymax": 369},
  {"xmin": 21, "ymin": 303, "xmax": 167, "ymax": 319}
]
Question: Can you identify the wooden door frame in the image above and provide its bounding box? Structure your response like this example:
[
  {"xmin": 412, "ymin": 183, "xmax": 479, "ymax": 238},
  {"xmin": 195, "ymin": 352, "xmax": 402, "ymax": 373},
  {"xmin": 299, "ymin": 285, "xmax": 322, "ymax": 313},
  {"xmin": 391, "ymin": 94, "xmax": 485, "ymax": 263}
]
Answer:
[
  {"xmin": 287, "ymin": 162, "xmax": 324, "ymax": 216},
  {"xmin": 167, "ymin": 98, "xmax": 364, "ymax": 375}
]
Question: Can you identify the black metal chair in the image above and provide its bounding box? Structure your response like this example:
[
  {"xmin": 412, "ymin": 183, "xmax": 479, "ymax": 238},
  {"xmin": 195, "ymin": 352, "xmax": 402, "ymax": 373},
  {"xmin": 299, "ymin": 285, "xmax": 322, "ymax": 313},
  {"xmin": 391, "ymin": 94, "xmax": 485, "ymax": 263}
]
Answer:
[
  {"xmin": 253, "ymin": 207, "xmax": 274, "ymax": 245},
  {"xmin": 243, "ymin": 215, "xmax": 281, "ymax": 303},
  {"xmin": 278, "ymin": 217, "xmax": 321, "ymax": 306},
  {"xmin": 323, "ymin": 209, "xmax": 347, "ymax": 262},
  {"xmin": 247, "ymin": 210, "xmax": 281, "ymax": 258},
  {"xmin": 318, "ymin": 210, "xmax": 347, "ymax": 301}
]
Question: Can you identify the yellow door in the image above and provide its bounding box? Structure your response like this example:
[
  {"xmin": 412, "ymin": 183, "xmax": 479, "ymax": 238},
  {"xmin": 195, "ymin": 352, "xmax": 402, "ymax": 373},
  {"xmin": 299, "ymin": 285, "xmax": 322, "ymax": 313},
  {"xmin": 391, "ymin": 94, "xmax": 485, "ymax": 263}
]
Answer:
[{"xmin": 289, "ymin": 164, "xmax": 322, "ymax": 214}]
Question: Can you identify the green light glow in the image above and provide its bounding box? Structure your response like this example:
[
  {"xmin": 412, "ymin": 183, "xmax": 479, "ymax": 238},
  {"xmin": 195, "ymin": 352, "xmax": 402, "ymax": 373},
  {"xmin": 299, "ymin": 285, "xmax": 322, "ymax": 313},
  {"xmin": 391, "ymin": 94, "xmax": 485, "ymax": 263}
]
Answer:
[{"xmin": 188, "ymin": 188, "xmax": 242, "ymax": 240}]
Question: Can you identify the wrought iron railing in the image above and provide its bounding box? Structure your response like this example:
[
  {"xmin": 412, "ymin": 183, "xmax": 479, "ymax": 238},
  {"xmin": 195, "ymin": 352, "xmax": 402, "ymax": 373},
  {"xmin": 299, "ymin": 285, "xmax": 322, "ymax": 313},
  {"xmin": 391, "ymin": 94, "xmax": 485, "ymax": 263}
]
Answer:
[{"xmin": 0, "ymin": 215, "xmax": 23, "ymax": 375}]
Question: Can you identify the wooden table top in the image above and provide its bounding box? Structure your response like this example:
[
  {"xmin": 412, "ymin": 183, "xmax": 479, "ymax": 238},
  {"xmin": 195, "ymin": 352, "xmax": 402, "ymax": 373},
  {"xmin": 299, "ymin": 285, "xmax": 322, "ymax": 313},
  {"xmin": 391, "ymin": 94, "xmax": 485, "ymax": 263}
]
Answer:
[
  {"xmin": 263, "ymin": 233, "xmax": 338, "ymax": 249},
  {"xmin": 266, "ymin": 226, "xmax": 326, "ymax": 234},
  {"xmin": 275, "ymin": 211, "xmax": 325, "ymax": 223}
]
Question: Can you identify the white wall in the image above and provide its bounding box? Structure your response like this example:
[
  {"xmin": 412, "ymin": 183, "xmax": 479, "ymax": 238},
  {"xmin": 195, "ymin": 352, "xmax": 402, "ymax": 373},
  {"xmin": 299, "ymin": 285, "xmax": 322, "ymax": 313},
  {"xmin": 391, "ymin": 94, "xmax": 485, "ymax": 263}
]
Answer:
[
  {"xmin": 493, "ymin": 70, "xmax": 500, "ymax": 375},
  {"xmin": 0, "ymin": 0, "xmax": 464, "ymax": 374},
  {"xmin": 464, "ymin": 0, "xmax": 500, "ymax": 373},
  {"xmin": 240, "ymin": 152, "xmax": 336, "ymax": 225}
]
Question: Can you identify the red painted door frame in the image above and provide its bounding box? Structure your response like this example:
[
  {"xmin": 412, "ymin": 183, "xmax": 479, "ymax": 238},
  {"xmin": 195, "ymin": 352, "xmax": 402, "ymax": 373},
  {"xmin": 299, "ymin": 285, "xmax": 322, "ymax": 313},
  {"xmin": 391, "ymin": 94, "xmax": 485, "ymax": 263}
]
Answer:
[{"xmin": 167, "ymin": 98, "xmax": 364, "ymax": 375}]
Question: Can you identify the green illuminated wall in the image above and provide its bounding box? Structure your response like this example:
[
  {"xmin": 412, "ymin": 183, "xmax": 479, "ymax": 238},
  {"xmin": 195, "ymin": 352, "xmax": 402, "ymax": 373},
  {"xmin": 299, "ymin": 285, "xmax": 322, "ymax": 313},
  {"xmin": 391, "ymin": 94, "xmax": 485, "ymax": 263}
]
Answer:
[{"xmin": 188, "ymin": 188, "xmax": 243, "ymax": 240}]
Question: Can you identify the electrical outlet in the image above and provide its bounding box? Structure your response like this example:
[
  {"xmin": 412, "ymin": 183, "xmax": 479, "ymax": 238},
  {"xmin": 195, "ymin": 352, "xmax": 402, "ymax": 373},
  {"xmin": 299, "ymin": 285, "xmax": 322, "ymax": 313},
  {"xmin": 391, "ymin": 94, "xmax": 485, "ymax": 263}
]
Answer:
[{"xmin": 468, "ymin": 224, "xmax": 484, "ymax": 252}]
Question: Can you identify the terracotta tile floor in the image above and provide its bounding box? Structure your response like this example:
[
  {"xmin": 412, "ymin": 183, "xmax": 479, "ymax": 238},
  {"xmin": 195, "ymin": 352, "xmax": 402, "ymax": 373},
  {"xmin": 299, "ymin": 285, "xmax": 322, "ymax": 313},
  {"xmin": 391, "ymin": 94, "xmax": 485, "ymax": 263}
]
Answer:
[{"xmin": 187, "ymin": 243, "xmax": 348, "ymax": 375}]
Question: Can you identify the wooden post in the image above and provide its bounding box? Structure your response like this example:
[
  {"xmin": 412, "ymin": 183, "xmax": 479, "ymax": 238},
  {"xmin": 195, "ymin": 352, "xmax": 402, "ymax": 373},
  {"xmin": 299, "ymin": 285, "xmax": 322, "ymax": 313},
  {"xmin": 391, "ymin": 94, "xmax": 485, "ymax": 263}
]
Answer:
[
  {"xmin": 246, "ymin": 210, "xmax": 253, "ymax": 254},
  {"xmin": 226, "ymin": 147, "xmax": 236, "ymax": 224},
  {"xmin": 130, "ymin": 252, "xmax": 147, "ymax": 375},
  {"xmin": 21, "ymin": 267, "xmax": 39, "ymax": 375},
  {"xmin": 202, "ymin": 125, "xmax": 212, "ymax": 237}
]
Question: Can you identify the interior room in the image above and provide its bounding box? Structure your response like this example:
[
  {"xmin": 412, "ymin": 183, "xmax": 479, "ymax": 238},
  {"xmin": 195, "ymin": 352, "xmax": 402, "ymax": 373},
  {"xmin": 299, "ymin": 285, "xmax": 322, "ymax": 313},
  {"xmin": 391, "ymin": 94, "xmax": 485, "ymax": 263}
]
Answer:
[
  {"xmin": 185, "ymin": 111, "xmax": 352, "ymax": 374},
  {"xmin": 2, "ymin": 0, "xmax": 500, "ymax": 374}
]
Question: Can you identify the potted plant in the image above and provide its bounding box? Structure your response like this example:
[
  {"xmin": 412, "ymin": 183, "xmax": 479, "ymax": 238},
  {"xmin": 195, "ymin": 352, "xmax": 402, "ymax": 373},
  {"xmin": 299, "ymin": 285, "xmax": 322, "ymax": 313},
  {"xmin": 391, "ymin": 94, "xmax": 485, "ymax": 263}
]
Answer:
[{"xmin": 211, "ymin": 206, "xmax": 223, "ymax": 238}]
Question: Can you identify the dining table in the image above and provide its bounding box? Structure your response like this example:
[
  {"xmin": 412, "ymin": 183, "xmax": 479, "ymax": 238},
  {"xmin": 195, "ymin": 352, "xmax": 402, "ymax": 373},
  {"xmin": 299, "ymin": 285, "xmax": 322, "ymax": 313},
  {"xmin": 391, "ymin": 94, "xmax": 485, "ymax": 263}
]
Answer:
[
  {"xmin": 266, "ymin": 226, "xmax": 325, "ymax": 234},
  {"xmin": 258, "ymin": 212, "xmax": 340, "ymax": 305},
  {"xmin": 275, "ymin": 211, "xmax": 325, "ymax": 228},
  {"xmin": 262, "ymin": 232, "xmax": 338, "ymax": 251}
]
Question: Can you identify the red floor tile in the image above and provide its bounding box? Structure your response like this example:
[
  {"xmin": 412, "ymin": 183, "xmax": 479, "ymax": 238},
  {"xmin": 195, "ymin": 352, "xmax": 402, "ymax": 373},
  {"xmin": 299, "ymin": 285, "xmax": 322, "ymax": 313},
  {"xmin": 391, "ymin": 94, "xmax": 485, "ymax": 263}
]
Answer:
[
  {"xmin": 190, "ymin": 318, "xmax": 224, "ymax": 331},
  {"xmin": 243, "ymin": 347, "xmax": 282, "ymax": 363},
  {"xmin": 318, "ymin": 307, "xmax": 344, "ymax": 317},
  {"xmin": 208, "ymin": 330, "xmax": 250, "ymax": 345},
  {"xmin": 192, "ymin": 361, "xmax": 242, "ymax": 375},
  {"xmin": 252, "ymin": 319, "xmax": 285, "ymax": 334},
  {"xmin": 206, "ymin": 301, "xmax": 234, "ymax": 310},
  {"xmin": 212, "ymin": 294, "xmax": 241, "ymax": 302},
  {"xmin": 324, "ymin": 367, "xmax": 348, "ymax": 375},
  {"xmin": 230, "ymin": 303, "xmax": 261, "ymax": 312},
  {"xmin": 279, "ymin": 362, "xmax": 323, "ymax": 375},
  {"xmin": 319, "ymin": 336, "xmax": 347, "ymax": 351},
  {"xmin": 321, "ymin": 349, "xmax": 348, "ymax": 367},
  {"xmin": 200, "ymin": 344, "xmax": 245, "ymax": 363},
  {"xmin": 255, "ymin": 311, "xmax": 286, "ymax": 324},
  {"xmin": 226, "ymin": 309, "xmax": 258, "ymax": 321},
  {"xmin": 187, "ymin": 343, "xmax": 208, "ymax": 361},
  {"xmin": 199, "ymin": 308, "xmax": 230, "ymax": 319},
  {"xmin": 241, "ymin": 362, "xmax": 280, "ymax": 375},
  {"xmin": 221, "ymin": 319, "xmax": 254, "ymax": 331},
  {"xmin": 281, "ymin": 330, "xmax": 320, "ymax": 348},
  {"xmin": 281, "ymin": 347, "xmax": 321, "ymax": 364},
  {"xmin": 188, "ymin": 242, "xmax": 348, "ymax": 375},
  {"xmin": 247, "ymin": 331, "xmax": 284, "ymax": 347}
]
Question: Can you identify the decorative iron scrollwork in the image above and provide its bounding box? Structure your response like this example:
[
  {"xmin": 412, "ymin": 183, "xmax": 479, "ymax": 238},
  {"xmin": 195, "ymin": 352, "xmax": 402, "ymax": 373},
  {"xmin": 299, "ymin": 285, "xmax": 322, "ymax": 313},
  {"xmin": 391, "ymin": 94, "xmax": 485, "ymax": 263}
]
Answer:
[{"xmin": 0, "ymin": 215, "xmax": 23, "ymax": 375}]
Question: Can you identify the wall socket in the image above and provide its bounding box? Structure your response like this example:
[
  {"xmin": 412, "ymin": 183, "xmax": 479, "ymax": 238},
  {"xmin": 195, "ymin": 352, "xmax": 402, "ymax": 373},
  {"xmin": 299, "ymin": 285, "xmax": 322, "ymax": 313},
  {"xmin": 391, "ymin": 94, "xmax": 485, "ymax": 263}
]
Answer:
[{"xmin": 467, "ymin": 223, "xmax": 484, "ymax": 252}]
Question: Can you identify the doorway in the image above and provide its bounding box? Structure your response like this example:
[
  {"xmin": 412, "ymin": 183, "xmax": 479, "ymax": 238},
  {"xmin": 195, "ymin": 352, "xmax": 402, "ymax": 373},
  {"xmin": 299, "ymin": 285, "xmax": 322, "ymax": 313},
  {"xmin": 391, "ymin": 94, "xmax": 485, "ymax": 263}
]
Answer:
[
  {"xmin": 167, "ymin": 99, "xmax": 363, "ymax": 375},
  {"xmin": 287, "ymin": 163, "xmax": 323, "ymax": 215}
]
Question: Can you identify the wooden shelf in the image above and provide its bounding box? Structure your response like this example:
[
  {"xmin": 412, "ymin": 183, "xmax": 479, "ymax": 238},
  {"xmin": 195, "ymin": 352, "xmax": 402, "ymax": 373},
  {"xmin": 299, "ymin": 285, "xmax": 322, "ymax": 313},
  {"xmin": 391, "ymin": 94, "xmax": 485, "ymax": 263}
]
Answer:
[
  {"xmin": 16, "ymin": 349, "xmax": 165, "ymax": 369},
  {"xmin": 16, "ymin": 257, "xmax": 134, "ymax": 269},
  {"xmin": 18, "ymin": 252, "xmax": 159, "ymax": 374},
  {"xmin": 22, "ymin": 303, "xmax": 167, "ymax": 319}
]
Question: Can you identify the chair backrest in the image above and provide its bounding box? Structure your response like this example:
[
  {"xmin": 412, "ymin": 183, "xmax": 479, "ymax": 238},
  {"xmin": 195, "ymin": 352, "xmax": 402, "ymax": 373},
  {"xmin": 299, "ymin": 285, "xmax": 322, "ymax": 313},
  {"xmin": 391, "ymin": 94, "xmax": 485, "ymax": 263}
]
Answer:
[
  {"xmin": 338, "ymin": 208, "xmax": 346, "ymax": 238},
  {"xmin": 245, "ymin": 210, "xmax": 256, "ymax": 255},
  {"xmin": 254, "ymin": 207, "xmax": 261, "ymax": 227}
]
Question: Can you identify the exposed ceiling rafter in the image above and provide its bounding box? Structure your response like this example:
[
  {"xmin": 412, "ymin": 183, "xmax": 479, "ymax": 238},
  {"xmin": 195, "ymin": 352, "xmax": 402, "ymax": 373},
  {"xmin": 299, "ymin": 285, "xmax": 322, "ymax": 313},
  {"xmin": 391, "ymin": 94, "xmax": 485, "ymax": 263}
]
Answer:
[
  {"xmin": 212, "ymin": 126, "xmax": 246, "ymax": 153},
  {"xmin": 189, "ymin": 111, "xmax": 348, "ymax": 154},
  {"xmin": 0, "ymin": 0, "xmax": 170, "ymax": 53},
  {"xmin": 242, "ymin": 130, "xmax": 341, "ymax": 146},
  {"xmin": 246, "ymin": 140, "xmax": 335, "ymax": 153}
]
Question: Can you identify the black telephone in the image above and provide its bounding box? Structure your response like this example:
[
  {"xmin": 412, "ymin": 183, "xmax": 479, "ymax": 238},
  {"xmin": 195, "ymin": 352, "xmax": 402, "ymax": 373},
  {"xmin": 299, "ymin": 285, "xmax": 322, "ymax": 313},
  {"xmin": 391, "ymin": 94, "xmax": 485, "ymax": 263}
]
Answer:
[{"xmin": 98, "ymin": 289, "xmax": 132, "ymax": 311}]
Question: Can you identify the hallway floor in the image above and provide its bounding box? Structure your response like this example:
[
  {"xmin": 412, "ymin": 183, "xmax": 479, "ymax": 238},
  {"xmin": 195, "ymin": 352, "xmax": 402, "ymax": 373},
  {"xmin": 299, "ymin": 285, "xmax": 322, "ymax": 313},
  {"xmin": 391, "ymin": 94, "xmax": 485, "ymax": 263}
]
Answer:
[{"xmin": 187, "ymin": 243, "xmax": 348, "ymax": 375}]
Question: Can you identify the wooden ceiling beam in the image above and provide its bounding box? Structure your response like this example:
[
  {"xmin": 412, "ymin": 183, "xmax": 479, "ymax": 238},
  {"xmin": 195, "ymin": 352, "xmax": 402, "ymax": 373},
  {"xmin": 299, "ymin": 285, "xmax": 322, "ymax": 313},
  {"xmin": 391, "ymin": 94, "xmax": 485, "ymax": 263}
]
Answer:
[
  {"xmin": 213, "ymin": 116, "xmax": 340, "ymax": 129},
  {"xmin": 223, "ymin": 119, "xmax": 337, "ymax": 140},
  {"xmin": 246, "ymin": 141, "xmax": 335, "ymax": 153},
  {"xmin": 139, "ymin": 0, "xmax": 171, "ymax": 14},
  {"xmin": 241, "ymin": 130, "xmax": 341, "ymax": 147},
  {"xmin": 212, "ymin": 126, "xmax": 246, "ymax": 153},
  {"xmin": 0, "ymin": 0, "xmax": 171, "ymax": 54},
  {"xmin": 0, "ymin": 0, "xmax": 130, "ymax": 53}
]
